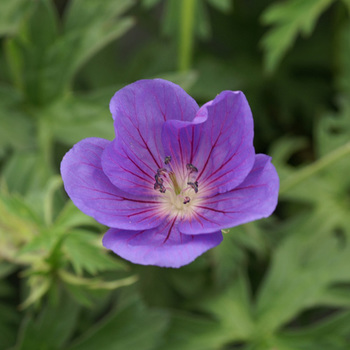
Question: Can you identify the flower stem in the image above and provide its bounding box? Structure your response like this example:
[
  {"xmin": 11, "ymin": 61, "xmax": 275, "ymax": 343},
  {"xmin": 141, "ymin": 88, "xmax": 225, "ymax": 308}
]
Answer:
[
  {"xmin": 178, "ymin": 0, "xmax": 196, "ymax": 72},
  {"xmin": 279, "ymin": 142, "xmax": 350, "ymax": 194},
  {"xmin": 38, "ymin": 117, "xmax": 53, "ymax": 168}
]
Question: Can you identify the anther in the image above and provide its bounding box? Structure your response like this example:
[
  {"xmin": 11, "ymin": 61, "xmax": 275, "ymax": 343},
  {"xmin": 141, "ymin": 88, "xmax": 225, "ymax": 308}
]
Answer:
[
  {"xmin": 164, "ymin": 156, "xmax": 172, "ymax": 165},
  {"xmin": 154, "ymin": 181, "xmax": 166, "ymax": 193},
  {"xmin": 157, "ymin": 168, "xmax": 167, "ymax": 175},
  {"xmin": 183, "ymin": 196, "xmax": 191, "ymax": 204},
  {"xmin": 187, "ymin": 181, "xmax": 199, "ymax": 193},
  {"xmin": 186, "ymin": 163, "xmax": 198, "ymax": 173},
  {"xmin": 155, "ymin": 173, "xmax": 163, "ymax": 185}
]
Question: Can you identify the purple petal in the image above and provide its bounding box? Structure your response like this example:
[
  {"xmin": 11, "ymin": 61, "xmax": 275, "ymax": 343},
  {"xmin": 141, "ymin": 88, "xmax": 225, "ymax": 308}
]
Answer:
[
  {"xmin": 102, "ymin": 221, "xmax": 223, "ymax": 268},
  {"xmin": 162, "ymin": 91, "xmax": 255, "ymax": 195},
  {"xmin": 101, "ymin": 138, "xmax": 156, "ymax": 197},
  {"xmin": 60, "ymin": 138, "xmax": 165, "ymax": 230},
  {"xmin": 160, "ymin": 118, "xmax": 205, "ymax": 177},
  {"xmin": 179, "ymin": 154, "xmax": 279, "ymax": 234},
  {"xmin": 108, "ymin": 79, "xmax": 199, "ymax": 185}
]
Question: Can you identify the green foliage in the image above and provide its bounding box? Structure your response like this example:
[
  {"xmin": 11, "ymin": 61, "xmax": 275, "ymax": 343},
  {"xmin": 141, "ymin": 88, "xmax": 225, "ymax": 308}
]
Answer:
[
  {"xmin": 13, "ymin": 294, "xmax": 80, "ymax": 350},
  {"xmin": 261, "ymin": 0, "xmax": 337, "ymax": 72},
  {"xmin": 0, "ymin": 279, "xmax": 19, "ymax": 349},
  {"xmin": 1, "ymin": 0, "xmax": 350, "ymax": 349},
  {"xmin": 68, "ymin": 297, "xmax": 169, "ymax": 350},
  {"xmin": 4, "ymin": 0, "xmax": 135, "ymax": 105},
  {"xmin": 0, "ymin": 0, "xmax": 34, "ymax": 36}
]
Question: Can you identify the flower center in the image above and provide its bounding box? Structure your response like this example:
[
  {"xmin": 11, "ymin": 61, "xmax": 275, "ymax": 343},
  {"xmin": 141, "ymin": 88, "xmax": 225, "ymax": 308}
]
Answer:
[{"xmin": 153, "ymin": 156, "xmax": 200, "ymax": 218}]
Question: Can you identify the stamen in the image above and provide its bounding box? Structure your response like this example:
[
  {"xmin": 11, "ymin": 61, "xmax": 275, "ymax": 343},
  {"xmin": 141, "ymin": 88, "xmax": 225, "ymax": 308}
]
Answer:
[
  {"xmin": 186, "ymin": 163, "xmax": 198, "ymax": 173},
  {"xmin": 155, "ymin": 173, "xmax": 163, "ymax": 185},
  {"xmin": 154, "ymin": 181, "xmax": 166, "ymax": 193},
  {"xmin": 154, "ymin": 168, "xmax": 168, "ymax": 193},
  {"xmin": 153, "ymin": 159, "xmax": 200, "ymax": 207},
  {"xmin": 157, "ymin": 168, "xmax": 167, "ymax": 175},
  {"xmin": 183, "ymin": 196, "xmax": 191, "ymax": 204},
  {"xmin": 187, "ymin": 181, "xmax": 199, "ymax": 193}
]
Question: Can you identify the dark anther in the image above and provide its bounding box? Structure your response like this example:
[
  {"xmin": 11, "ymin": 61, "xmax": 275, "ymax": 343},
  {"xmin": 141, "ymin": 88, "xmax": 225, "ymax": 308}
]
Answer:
[
  {"xmin": 154, "ymin": 181, "xmax": 166, "ymax": 193},
  {"xmin": 155, "ymin": 173, "xmax": 163, "ymax": 185},
  {"xmin": 183, "ymin": 196, "xmax": 191, "ymax": 204},
  {"xmin": 187, "ymin": 181, "xmax": 198, "ymax": 193},
  {"xmin": 164, "ymin": 156, "xmax": 172, "ymax": 165},
  {"xmin": 186, "ymin": 163, "xmax": 198, "ymax": 173},
  {"xmin": 157, "ymin": 168, "xmax": 167, "ymax": 175}
]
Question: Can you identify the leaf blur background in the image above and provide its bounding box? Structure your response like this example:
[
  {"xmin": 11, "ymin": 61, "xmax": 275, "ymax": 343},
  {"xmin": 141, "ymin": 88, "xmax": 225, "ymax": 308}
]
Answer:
[{"xmin": 0, "ymin": 0, "xmax": 350, "ymax": 349}]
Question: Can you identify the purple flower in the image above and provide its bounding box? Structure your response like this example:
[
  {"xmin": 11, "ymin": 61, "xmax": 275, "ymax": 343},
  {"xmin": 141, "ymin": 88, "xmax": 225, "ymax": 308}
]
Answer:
[{"xmin": 61, "ymin": 79, "xmax": 279, "ymax": 268}]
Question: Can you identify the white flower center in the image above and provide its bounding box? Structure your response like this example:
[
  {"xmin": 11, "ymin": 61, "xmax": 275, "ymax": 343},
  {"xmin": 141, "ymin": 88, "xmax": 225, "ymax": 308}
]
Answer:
[{"xmin": 154, "ymin": 157, "xmax": 201, "ymax": 219}]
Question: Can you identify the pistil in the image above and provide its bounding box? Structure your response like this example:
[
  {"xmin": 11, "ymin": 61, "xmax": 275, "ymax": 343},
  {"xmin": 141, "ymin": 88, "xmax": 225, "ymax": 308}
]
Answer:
[
  {"xmin": 169, "ymin": 171, "xmax": 181, "ymax": 195},
  {"xmin": 153, "ymin": 156, "xmax": 200, "ymax": 216}
]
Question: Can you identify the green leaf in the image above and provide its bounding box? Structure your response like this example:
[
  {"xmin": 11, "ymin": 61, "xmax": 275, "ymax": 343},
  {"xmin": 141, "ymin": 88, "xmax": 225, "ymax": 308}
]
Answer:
[
  {"xmin": 0, "ymin": 0, "xmax": 34, "ymax": 36},
  {"xmin": 342, "ymin": 0, "xmax": 350, "ymax": 14},
  {"xmin": 212, "ymin": 223, "xmax": 268, "ymax": 288},
  {"xmin": 16, "ymin": 230, "xmax": 59, "ymax": 259},
  {"xmin": 141, "ymin": 0, "xmax": 162, "ymax": 8},
  {"xmin": 2, "ymin": 151, "xmax": 56, "ymax": 220},
  {"xmin": 255, "ymin": 209, "xmax": 350, "ymax": 334},
  {"xmin": 261, "ymin": 0, "xmax": 335, "ymax": 72},
  {"xmin": 20, "ymin": 275, "xmax": 52, "ymax": 309},
  {"xmin": 2, "ymin": 150, "xmax": 52, "ymax": 197},
  {"xmin": 63, "ymin": 0, "xmax": 135, "ymax": 79},
  {"xmin": 0, "ymin": 191, "xmax": 42, "ymax": 263},
  {"xmin": 162, "ymin": 273, "xmax": 254, "ymax": 350},
  {"xmin": 316, "ymin": 109, "xmax": 350, "ymax": 157},
  {"xmin": 68, "ymin": 298, "xmax": 169, "ymax": 350},
  {"xmin": 0, "ymin": 279, "xmax": 19, "ymax": 349},
  {"xmin": 5, "ymin": 0, "xmax": 61, "ymax": 104},
  {"xmin": 0, "ymin": 85, "xmax": 34, "ymax": 156},
  {"xmin": 206, "ymin": 0, "xmax": 232, "ymax": 12},
  {"xmin": 45, "ymin": 92, "xmax": 116, "ymax": 145},
  {"xmin": 318, "ymin": 285, "xmax": 350, "ymax": 307},
  {"xmin": 197, "ymin": 273, "xmax": 254, "ymax": 342},
  {"xmin": 63, "ymin": 230, "xmax": 124, "ymax": 275},
  {"xmin": 275, "ymin": 311, "xmax": 350, "ymax": 350},
  {"xmin": 14, "ymin": 293, "xmax": 80, "ymax": 350},
  {"xmin": 212, "ymin": 227, "xmax": 248, "ymax": 287},
  {"xmin": 5, "ymin": 0, "xmax": 135, "ymax": 105},
  {"xmin": 162, "ymin": 313, "xmax": 225, "ymax": 350},
  {"xmin": 336, "ymin": 20, "xmax": 350, "ymax": 95},
  {"xmin": 54, "ymin": 200, "xmax": 99, "ymax": 231},
  {"xmin": 0, "ymin": 262, "xmax": 17, "ymax": 278}
]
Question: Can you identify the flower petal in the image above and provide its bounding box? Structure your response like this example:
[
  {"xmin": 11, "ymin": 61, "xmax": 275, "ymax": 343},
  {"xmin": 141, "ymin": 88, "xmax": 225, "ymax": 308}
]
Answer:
[
  {"xmin": 162, "ymin": 91, "xmax": 255, "ymax": 194},
  {"xmin": 178, "ymin": 154, "xmax": 279, "ymax": 234},
  {"xmin": 102, "ymin": 221, "xmax": 223, "ymax": 268},
  {"xmin": 101, "ymin": 138, "xmax": 156, "ymax": 197},
  {"xmin": 61, "ymin": 138, "xmax": 165, "ymax": 230},
  {"xmin": 109, "ymin": 79, "xmax": 199, "ymax": 178},
  {"xmin": 160, "ymin": 117, "xmax": 205, "ymax": 177}
]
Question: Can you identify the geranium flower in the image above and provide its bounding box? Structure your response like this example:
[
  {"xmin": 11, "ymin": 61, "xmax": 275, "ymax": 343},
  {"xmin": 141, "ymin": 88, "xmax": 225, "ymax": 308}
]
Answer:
[{"xmin": 61, "ymin": 79, "xmax": 279, "ymax": 268}]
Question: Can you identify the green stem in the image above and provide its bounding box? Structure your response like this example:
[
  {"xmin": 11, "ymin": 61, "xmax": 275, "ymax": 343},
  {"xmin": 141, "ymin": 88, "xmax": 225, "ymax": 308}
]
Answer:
[
  {"xmin": 44, "ymin": 176, "xmax": 63, "ymax": 226},
  {"xmin": 38, "ymin": 117, "xmax": 53, "ymax": 167},
  {"xmin": 178, "ymin": 0, "xmax": 196, "ymax": 72},
  {"xmin": 280, "ymin": 142, "xmax": 350, "ymax": 194}
]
